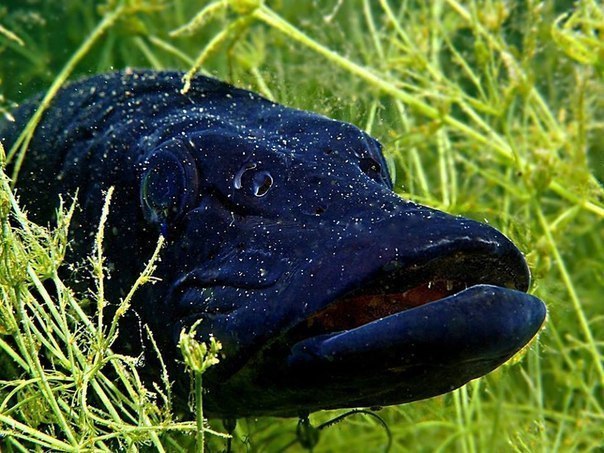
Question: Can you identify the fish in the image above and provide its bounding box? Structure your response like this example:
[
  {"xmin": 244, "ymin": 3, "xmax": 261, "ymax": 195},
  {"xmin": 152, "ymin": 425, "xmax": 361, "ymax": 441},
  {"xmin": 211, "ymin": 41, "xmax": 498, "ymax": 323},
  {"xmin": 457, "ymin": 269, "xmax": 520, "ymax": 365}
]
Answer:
[{"xmin": 0, "ymin": 70, "xmax": 546, "ymax": 418}]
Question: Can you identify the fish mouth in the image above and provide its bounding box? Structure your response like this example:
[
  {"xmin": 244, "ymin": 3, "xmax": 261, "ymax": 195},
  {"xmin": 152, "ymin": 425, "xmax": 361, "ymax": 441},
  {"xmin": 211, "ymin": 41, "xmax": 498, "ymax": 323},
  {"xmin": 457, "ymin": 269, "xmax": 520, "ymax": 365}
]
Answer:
[
  {"xmin": 290, "ymin": 251, "xmax": 530, "ymax": 339},
  {"xmin": 275, "ymin": 246, "xmax": 547, "ymax": 411}
]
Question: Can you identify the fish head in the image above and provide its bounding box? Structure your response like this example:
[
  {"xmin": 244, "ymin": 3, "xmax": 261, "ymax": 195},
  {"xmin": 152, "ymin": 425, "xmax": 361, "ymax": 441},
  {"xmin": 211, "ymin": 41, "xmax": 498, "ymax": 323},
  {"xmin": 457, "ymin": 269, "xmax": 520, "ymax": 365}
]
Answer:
[{"xmin": 138, "ymin": 102, "xmax": 546, "ymax": 417}]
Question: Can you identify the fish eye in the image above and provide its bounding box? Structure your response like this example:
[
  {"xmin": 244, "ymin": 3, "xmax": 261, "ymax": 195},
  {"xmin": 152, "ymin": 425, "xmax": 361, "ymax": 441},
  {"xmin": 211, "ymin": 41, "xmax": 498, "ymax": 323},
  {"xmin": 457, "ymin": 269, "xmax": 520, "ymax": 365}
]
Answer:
[
  {"xmin": 140, "ymin": 139, "xmax": 199, "ymax": 234},
  {"xmin": 233, "ymin": 163, "xmax": 274, "ymax": 198},
  {"xmin": 253, "ymin": 171, "xmax": 273, "ymax": 197}
]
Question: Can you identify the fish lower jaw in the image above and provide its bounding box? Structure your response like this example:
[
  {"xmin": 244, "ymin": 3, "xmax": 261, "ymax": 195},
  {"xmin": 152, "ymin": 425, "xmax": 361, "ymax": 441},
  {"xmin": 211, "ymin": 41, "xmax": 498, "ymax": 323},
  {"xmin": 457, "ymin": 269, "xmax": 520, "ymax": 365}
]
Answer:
[{"xmin": 285, "ymin": 284, "xmax": 546, "ymax": 384}]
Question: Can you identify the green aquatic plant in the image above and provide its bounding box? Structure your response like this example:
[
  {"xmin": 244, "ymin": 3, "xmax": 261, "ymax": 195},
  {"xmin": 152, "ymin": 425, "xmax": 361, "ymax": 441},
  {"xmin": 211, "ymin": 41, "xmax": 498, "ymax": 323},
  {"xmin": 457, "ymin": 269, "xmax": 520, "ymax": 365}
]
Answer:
[
  {"xmin": 0, "ymin": 144, "xmax": 226, "ymax": 451},
  {"xmin": 0, "ymin": 0, "xmax": 603, "ymax": 451},
  {"xmin": 179, "ymin": 323, "xmax": 223, "ymax": 452}
]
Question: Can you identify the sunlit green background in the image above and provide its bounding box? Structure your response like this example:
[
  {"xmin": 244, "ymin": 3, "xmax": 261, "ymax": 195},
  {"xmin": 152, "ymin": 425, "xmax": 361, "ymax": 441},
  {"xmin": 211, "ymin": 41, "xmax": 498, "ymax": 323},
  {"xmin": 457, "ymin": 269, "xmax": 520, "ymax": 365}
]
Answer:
[{"xmin": 1, "ymin": 0, "xmax": 603, "ymax": 451}]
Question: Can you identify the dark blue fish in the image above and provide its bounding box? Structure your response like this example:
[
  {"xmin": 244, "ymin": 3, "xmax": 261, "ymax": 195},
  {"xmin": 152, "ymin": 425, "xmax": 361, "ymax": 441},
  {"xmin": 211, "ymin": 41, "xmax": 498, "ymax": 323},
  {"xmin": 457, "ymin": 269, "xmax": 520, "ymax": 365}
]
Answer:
[{"xmin": 0, "ymin": 70, "xmax": 546, "ymax": 417}]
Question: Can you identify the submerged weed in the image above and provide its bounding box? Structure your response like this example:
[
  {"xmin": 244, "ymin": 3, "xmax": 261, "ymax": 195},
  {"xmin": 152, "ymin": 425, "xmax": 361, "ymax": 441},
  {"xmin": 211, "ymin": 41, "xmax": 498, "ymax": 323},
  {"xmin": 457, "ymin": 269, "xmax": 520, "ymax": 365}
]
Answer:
[{"xmin": 0, "ymin": 142, "xmax": 225, "ymax": 450}]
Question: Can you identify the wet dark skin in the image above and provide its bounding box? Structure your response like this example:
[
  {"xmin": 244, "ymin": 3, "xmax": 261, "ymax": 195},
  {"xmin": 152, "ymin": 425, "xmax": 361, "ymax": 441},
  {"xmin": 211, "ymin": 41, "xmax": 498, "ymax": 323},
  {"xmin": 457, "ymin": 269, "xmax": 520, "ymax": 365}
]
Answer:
[{"xmin": 0, "ymin": 70, "xmax": 546, "ymax": 417}]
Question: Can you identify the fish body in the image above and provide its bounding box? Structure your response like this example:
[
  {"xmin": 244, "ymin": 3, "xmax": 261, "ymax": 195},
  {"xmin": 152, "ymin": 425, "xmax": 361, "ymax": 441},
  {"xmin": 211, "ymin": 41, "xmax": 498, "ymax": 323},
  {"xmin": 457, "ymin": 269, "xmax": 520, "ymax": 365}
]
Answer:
[{"xmin": 0, "ymin": 70, "xmax": 546, "ymax": 417}]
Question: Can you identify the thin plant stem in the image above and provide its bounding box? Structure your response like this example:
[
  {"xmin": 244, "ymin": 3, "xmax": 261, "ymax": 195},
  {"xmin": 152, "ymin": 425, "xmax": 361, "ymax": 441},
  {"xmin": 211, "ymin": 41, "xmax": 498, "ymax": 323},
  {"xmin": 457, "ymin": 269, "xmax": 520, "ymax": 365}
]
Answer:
[
  {"xmin": 7, "ymin": 2, "xmax": 128, "ymax": 183},
  {"xmin": 534, "ymin": 203, "xmax": 604, "ymax": 383},
  {"xmin": 196, "ymin": 373, "xmax": 204, "ymax": 453}
]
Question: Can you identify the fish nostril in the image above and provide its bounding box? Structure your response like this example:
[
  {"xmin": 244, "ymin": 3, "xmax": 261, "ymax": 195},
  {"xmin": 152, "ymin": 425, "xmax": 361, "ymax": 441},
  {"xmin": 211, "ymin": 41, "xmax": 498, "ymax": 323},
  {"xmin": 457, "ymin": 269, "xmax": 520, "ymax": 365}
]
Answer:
[
  {"xmin": 315, "ymin": 206, "xmax": 327, "ymax": 216},
  {"xmin": 359, "ymin": 157, "xmax": 381, "ymax": 175},
  {"xmin": 253, "ymin": 171, "xmax": 273, "ymax": 197},
  {"xmin": 381, "ymin": 201, "xmax": 396, "ymax": 213},
  {"xmin": 302, "ymin": 204, "xmax": 328, "ymax": 217}
]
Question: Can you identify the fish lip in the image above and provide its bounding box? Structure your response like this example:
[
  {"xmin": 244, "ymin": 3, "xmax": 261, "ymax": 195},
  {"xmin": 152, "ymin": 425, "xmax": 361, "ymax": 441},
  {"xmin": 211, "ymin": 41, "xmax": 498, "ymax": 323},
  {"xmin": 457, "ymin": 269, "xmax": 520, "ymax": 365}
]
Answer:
[{"xmin": 286, "ymin": 283, "xmax": 547, "ymax": 377}]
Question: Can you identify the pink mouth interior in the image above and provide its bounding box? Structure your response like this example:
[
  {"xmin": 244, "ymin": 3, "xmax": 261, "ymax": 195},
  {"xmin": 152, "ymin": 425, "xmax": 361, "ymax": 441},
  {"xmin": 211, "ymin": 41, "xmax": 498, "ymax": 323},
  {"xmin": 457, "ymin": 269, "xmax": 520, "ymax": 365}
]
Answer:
[{"xmin": 304, "ymin": 280, "xmax": 465, "ymax": 334}]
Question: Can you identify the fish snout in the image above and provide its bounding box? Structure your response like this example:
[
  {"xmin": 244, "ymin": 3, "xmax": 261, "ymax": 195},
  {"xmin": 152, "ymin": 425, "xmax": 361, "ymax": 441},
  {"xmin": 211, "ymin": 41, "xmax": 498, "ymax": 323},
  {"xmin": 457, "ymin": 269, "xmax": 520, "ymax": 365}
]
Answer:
[{"xmin": 315, "ymin": 190, "xmax": 531, "ymax": 298}]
